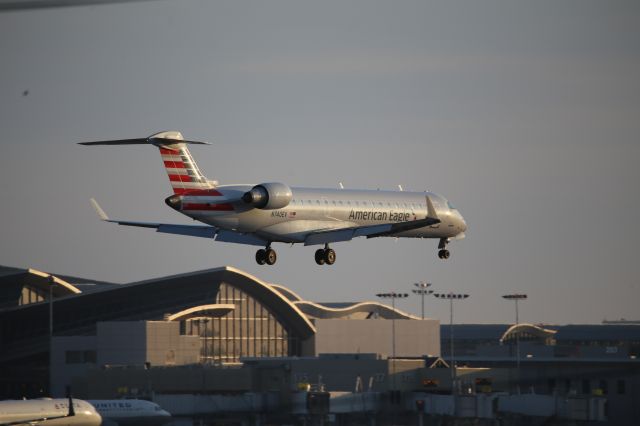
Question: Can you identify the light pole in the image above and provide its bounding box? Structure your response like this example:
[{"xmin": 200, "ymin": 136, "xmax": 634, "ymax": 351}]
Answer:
[
  {"xmin": 376, "ymin": 291, "xmax": 408, "ymax": 423},
  {"xmin": 502, "ymin": 293, "xmax": 527, "ymax": 388},
  {"xmin": 433, "ymin": 292, "xmax": 469, "ymax": 385},
  {"xmin": 375, "ymin": 292, "xmax": 409, "ymax": 361},
  {"xmin": 48, "ymin": 275, "xmax": 55, "ymax": 396},
  {"xmin": 412, "ymin": 282, "xmax": 433, "ymax": 320}
]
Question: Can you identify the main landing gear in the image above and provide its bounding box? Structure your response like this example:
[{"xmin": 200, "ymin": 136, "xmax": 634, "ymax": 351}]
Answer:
[
  {"xmin": 255, "ymin": 244, "xmax": 337, "ymax": 266},
  {"xmin": 438, "ymin": 238, "xmax": 451, "ymax": 260},
  {"xmin": 256, "ymin": 245, "xmax": 277, "ymax": 265},
  {"xmin": 315, "ymin": 244, "xmax": 336, "ymax": 266}
]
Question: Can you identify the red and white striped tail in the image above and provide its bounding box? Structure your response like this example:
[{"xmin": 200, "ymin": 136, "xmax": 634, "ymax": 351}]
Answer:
[
  {"xmin": 79, "ymin": 130, "xmax": 215, "ymax": 195},
  {"xmin": 151, "ymin": 131, "xmax": 215, "ymax": 195}
]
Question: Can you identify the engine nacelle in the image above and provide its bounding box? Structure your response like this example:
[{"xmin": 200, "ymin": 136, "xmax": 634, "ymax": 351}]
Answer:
[{"xmin": 242, "ymin": 182, "xmax": 292, "ymax": 210}]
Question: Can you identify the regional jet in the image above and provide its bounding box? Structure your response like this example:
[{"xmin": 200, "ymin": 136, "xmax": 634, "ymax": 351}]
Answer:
[{"xmin": 81, "ymin": 131, "xmax": 466, "ymax": 265}]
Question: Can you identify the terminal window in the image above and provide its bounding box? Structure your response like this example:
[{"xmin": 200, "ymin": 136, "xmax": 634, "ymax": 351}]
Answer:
[
  {"xmin": 65, "ymin": 350, "xmax": 96, "ymax": 364},
  {"xmin": 617, "ymin": 379, "xmax": 626, "ymax": 394}
]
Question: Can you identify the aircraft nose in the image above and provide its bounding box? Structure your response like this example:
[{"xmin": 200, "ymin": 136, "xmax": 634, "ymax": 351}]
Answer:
[
  {"xmin": 460, "ymin": 215, "xmax": 467, "ymax": 232},
  {"xmin": 456, "ymin": 212, "xmax": 467, "ymax": 233}
]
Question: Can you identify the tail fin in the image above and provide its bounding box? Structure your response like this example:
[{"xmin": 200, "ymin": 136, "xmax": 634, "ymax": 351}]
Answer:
[{"xmin": 80, "ymin": 131, "xmax": 216, "ymax": 194}]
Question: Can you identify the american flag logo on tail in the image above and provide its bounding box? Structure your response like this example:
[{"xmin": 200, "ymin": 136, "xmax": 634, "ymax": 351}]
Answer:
[{"xmin": 159, "ymin": 145, "xmax": 213, "ymax": 195}]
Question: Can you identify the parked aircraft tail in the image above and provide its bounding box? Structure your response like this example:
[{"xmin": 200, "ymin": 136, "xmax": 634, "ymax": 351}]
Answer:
[{"xmin": 79, "ymin": 131, "xmax": 215, "ymax": 194}]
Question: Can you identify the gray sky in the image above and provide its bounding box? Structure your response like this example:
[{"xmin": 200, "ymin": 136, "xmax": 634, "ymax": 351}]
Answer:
[{"xmin": 1, "ymin": 0, "xmax": 639, "ymax": 324}]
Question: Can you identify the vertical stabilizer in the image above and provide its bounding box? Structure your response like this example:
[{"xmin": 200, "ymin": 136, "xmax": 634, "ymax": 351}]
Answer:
[
  {"xmin": 151, "ymin": 131, "xmax": 214, "ymax": 194},
  {"xmin": 79, "ymin": 130, "xmax": 215, "ymax": 194}
]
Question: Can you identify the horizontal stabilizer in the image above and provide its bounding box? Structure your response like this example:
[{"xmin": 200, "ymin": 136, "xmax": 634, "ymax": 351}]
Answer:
[
  {"xmin": 79, "ymin": 138, "xmax": 210, "ymax": 146},
  {"xmin": 79, "ymin": 130, "xmax": 210, "ymax": 147}
]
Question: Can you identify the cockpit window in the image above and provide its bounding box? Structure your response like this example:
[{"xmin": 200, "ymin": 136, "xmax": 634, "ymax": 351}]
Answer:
[{"xmin": 447, "ymin": 201, "xmax": 456, "ymax": 210}]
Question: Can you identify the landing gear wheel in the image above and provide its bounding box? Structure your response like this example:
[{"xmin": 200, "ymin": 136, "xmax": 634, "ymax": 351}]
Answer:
[
  {"xmin": 315, "ymin": 249, "xmax": 326, "ymax": 265},
  {"xmin": 255, "ymin": 249, "xmax": 267, "ymax": 265},
  {"xmin": 438, "ymin": 249, "xmax": 450, "ymax": 260},
  {"xmin": 265, "ymin": 248, "xmax": 277, "ymax": 265},
  {"xmin": 324, "ymin": 248, "xmax": 336, "ymax": 265}
]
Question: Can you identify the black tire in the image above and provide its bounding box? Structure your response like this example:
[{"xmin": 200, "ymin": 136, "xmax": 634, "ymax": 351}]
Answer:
[
  {"xmin": 443, "ymin": 249, "xmax": 450, "ymax": 259},
  {"xmin": 324, "ymin": 248, "xmax": 336, "ymax": 265},
  {"xmin": 265, "ymin": 248, "xmax": 277, "ymax": 265},
  {"xmin": 315, "ymin": 249, "xmax": 326, "ymax": 265},
  {"xmin": 256, "ymin": 249, "xmax": 267, "ymax": 265}
]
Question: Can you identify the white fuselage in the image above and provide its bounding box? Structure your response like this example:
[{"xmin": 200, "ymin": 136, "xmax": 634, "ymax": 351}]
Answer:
[
  {"xmin": 0, "ymin": 398, "xmax": 101, "ymax": 426},
  {"xmin": 174, "ymin": 186, "xmax": 467, "ymax": 244},
  {"xmin": 87, "ymin": 400, "xmax": 170, "ymax": 426},
  {"xmin": 80, "ymin": 131, "xmax": 467, "ymax": 263}
]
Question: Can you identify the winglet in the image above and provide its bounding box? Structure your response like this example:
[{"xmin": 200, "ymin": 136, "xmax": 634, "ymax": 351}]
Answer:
[
  {"xmin": 66, "ymin": 386, "xmax": 75, "ymax": 417},
  {"xmin": 90, "ymin": 198, "xmax": 109, "ymax": 221},
  {"xmin": 426, "ymin": 196, "xmax": 439, "ymax": 221}
]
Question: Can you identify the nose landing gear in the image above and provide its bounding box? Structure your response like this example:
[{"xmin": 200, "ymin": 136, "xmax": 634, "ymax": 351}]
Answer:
[
  {"xmin": 315, "ymin": 244, "xmax": 336, "ymax": 265},
  {"xmin": 438, "ymin": 249, "xmax": 450, "ymax": 259},
  {"xmin": 256, "ymin": 245, "xmax": 277, "ymax": 265},
  {"xmin": 438, "ymin": 238, "xmax": 451, "ymax": 260}
]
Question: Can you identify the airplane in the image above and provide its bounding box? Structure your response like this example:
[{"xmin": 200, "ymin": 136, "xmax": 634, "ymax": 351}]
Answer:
[
  {"xmin": 0, "ymin": 395, "xmax": 101, "ymax": 426},
  {"xmin": 87, "ymin": 400, "xmax": 170, "ymax": 426},
  {"xmin": 81, "ymin": 131, "xmax": 467, "ymax": 266}
]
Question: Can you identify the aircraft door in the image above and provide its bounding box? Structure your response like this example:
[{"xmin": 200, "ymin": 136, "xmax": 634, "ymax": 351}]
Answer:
[{"xmin": 321, "ymin": 196, "xmax": 330, "ymax": 218}]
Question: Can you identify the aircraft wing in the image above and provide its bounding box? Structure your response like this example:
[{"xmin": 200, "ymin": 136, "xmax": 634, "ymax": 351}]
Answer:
[
  {"xmin": 90, "ymin": 199, "xmax": 267, "ymax": 246},
  {"xmin": 304, "ymin": 196, "xmax": 441, "ymax": 246}
]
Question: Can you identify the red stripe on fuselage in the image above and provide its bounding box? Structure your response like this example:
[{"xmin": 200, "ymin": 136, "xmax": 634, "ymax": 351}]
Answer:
[
  {"xmin": 183, "ymin": 203, "xmax": 234, "ymax": 211},
  {"xmin": 164, "ymin": 161, "xmax": 185, "ymax": 168},
  {"xmin": 173, "ymin": 188, "xmax": 224, "ymax": 196}
]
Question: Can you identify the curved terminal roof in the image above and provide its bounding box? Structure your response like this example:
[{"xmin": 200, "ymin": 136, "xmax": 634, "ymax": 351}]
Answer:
[
  {"xmin": 165, "ymin": 304, "xmax": 236, "ymax": 321},
  {"xmin": 0, "ymin": 266, "xmax": 316, "ymax": 364},
  {"xmin": 25, "ymin": 268, "xmax": 82, "ymax": 296},
  {"xmin": 0, "ymin": 266, "xmax": 82, "ymax": 310},
  {"xmin": 221, "ymin": 267, "xmax": 316, "ymax": 338},
  {"xmin": 500, "ymin": 323, "xmax": 557, "ymax": 343},
  {"xmin": 295, "ymin": 300, "xmax": 421, "ymax": 320},
  {"xmin": 270, "ymin": 284, "xmax": 303, "ymax": 302}
]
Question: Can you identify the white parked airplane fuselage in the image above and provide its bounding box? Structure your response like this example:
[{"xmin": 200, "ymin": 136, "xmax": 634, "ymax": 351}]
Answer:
[
  {"xmin": 0, "ymin": 398, "xmax": 101, "ymax": 426},
  {"xmin": 88, "ymin": 400, "xmax": 170, "ymax": 426}
]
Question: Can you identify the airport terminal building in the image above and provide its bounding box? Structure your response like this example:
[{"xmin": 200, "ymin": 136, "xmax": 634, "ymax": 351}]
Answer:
[
  {"xmin": 2, "ymin": 265, "xmax": 639, "ymax": 425},
  {"xmin": 0, "ymin": 265, "xmax": 439, "ymax": 399}
]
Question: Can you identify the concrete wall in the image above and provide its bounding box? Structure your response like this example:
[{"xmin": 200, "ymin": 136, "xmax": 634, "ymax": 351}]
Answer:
[
  {"xmin": 308, "ymin": 318, "xmax": 439, "ymax": 358},
  {"xmin": 97, "ymin": 321, "xmax": 147, "ymax": 366},
  {"xmin": 97, "ymin": 321, "xmax": 200, "ymax": 367},
  {"xmin": 52, "ymin": 321, "xmax": 200, "ymax": 397},
  {"xmin": 145, "ymin": 321, "xmax": 200, "ymax": 366},
  {"xmin": 76, "ymin": 365, "xmax": 253, "ymax": 399},
  {"xmin": 51, "ymin": 335, "xmax": 96, "ymax": 397},
  {"xmin": 247, "ymin": 355, "xmax": 426, "ymax": 393}
]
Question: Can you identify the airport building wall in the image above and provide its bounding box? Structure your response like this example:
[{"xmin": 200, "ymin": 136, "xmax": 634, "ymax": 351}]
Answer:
[
  {"xmin": 96, "ymin": 321, "xmax": 200, "ymax": 367},
  {"xmin": 51, "ymin": 336, "xmax": 97, "ymax": 398},
  {"xmin": 306, "ymin": 318, "xmax": 439, "ymax": 358}
]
